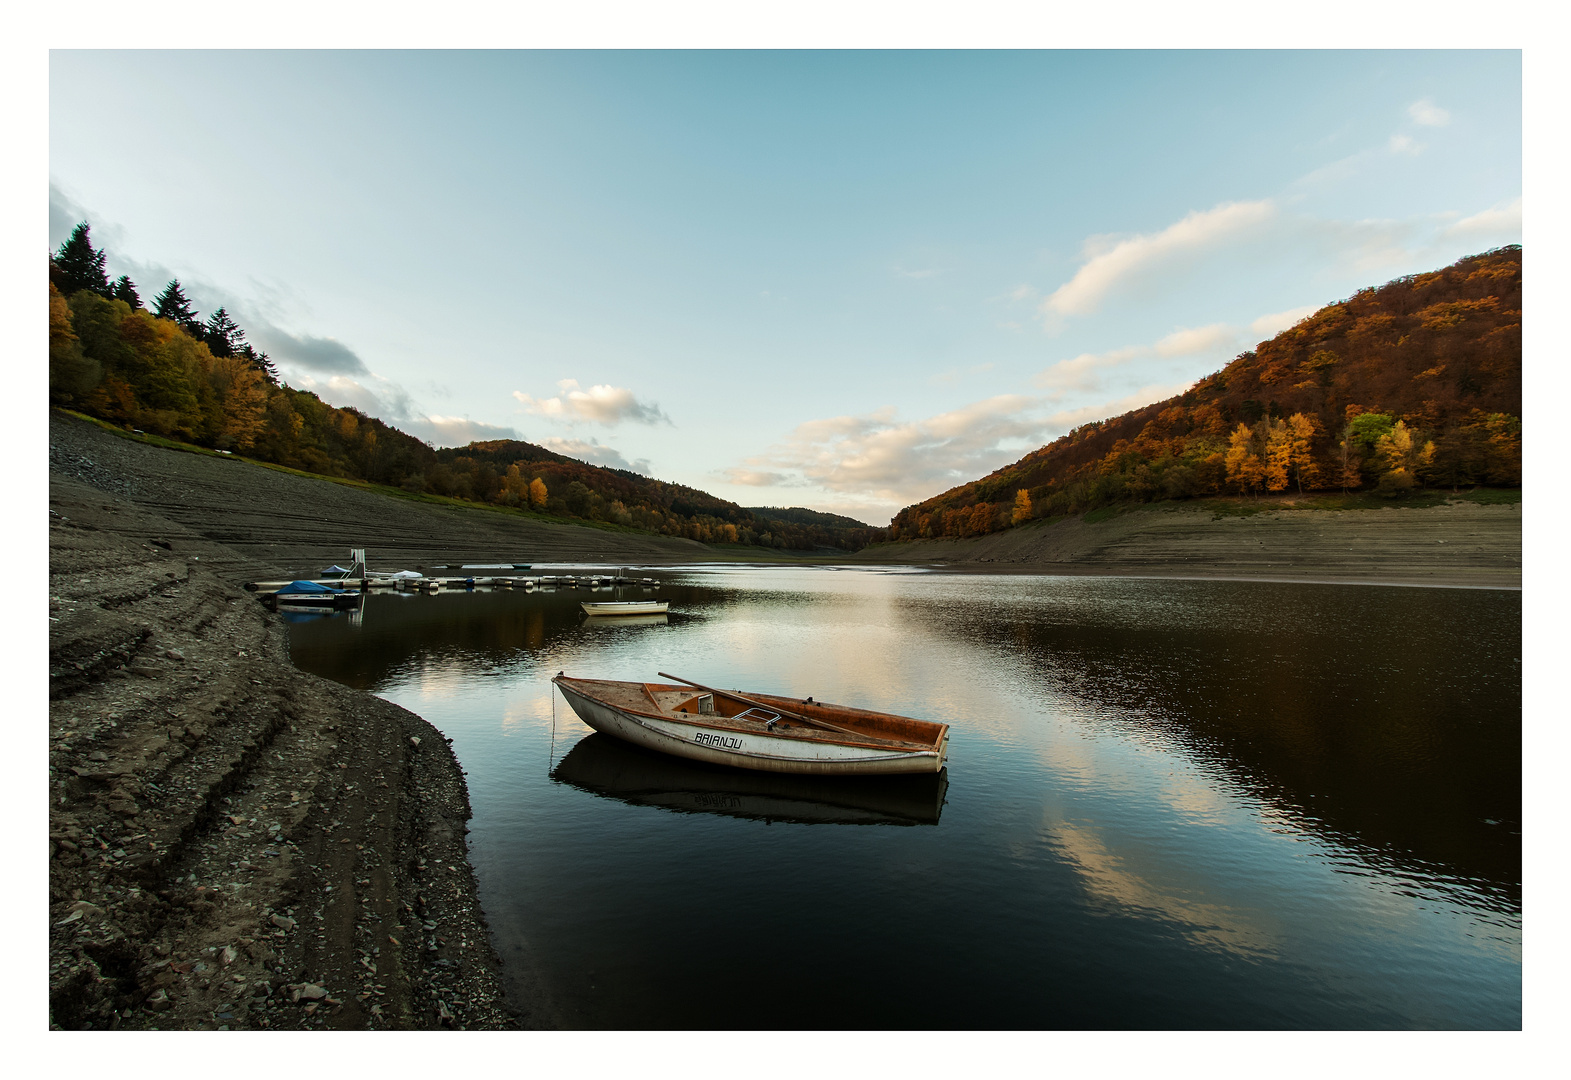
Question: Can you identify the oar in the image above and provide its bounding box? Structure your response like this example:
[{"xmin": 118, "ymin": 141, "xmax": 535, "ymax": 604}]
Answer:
[{"xmin": 655, "ymin": 672, "xmax": 864, "ymax": 738}]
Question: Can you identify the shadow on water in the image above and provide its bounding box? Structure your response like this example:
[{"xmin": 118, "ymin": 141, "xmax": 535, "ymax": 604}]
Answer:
[
  {"xmin": 904, "ymin": 578, "xmax": 1521, "ymax": 914},
  {"xmin": 551, "ymin": 732, "xmax": 947, "ymax": 826}
]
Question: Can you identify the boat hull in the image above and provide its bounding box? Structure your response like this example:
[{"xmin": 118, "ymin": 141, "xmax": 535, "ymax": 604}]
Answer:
[
  {"xmin": 554, "ymin": 679, "xmax": 946, "ymax": 776},
  {"xmin": 580, "ymin": 601, "xmax": 669, "ymax": 616}
]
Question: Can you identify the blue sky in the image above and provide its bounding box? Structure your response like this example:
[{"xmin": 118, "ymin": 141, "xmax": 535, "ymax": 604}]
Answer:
[{"xmin": 49, "ymin": 50, "xmax": 1521, "ymax": 524}]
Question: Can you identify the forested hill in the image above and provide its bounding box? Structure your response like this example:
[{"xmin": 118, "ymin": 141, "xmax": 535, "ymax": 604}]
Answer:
[
  {"xmin": 47, "ymin": 222, "xmax": 886, "ymax": 553},
  {"xmin": 890, "ymin": 246, "xmax": 1522, "ymax": 542},
  {"xmin": 743, "ymin": 506, "xmax": 875, "ymax": 529}
]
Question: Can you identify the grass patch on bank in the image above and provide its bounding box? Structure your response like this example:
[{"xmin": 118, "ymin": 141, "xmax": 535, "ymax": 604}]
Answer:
[
  {"xmin": 1192, "ymin": 488, "xmax": 1520, "ymax": 516},
  {"xmin": 1082, "ymin": 505, "xmax": 1128, "ymax": 524}
]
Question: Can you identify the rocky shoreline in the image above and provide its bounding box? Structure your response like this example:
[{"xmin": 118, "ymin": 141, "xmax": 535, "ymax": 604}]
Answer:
[{"xmin": 47, "ymin": 475, "xmax": 520, "ymax": 1030}]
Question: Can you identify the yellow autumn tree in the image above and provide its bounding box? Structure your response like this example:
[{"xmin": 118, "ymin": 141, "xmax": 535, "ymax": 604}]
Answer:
[
  {"xmin": 1011, "ymin": 489, "xmax": 1032, "ymax": 525},
  {"xmin": 1373, "ymin": 420, "xmax": 1435, "ymax": 495},
  {"xmin": 528, "ymin": 477, "xmax": 548, "ymax": 509},
  {"xmin": 49, "ymin": 282, "xmax": 99, "ymax": 402},
  {"xmin": 1225, "ymin": 423, "xmax": 1266, "ymax": 495},
  {"xmin": 503, "ymin": 463, "xmax": 529, "ymax": 500},
  {"xmin": 1260, "ymin": 418, "xmax": 1290, "ymax": 492},
  {"xmin": 204, "ymin": 354, "xmax": 269, "ymax": 450},
  {"xmin": 1376, "ymin": 420, "xmax": 1435, "ymax": 477},
  {"xmin": 1275, "ymin": 413, "xmax": 1321, "ymax": 492}
]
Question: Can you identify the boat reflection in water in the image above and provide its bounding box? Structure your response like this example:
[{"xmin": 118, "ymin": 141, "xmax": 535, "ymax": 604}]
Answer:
[
  {"xmin": 551, "ymin": 732, "xmax": 947, "ymax": 826},
  {"xmin": 581, "ymin": 613, "xmax": 669, "ymax": 628}
]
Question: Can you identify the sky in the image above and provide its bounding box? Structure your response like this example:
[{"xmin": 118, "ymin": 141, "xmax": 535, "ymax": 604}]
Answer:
[{"xmin": 48, "ymin": 49, "xmax": 1522, "ymax": 524}]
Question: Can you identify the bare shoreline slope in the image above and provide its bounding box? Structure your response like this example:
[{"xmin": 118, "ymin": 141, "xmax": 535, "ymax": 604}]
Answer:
[
  {"xmin": 852, "ymin": 499, "xmax": 1521, "ymax": 588},
  {"xmin": 48, "ymin": 412, "xmax": 712, "ymax": 584}
]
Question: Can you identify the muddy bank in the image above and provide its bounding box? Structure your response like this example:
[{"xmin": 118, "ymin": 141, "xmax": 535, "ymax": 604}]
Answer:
[
  {"xmin": 48, "ymin": 411, "xmax": 710, "ymax": 580},
  {"xmin": 851, "ymin": 499, "xmax": 1521, "ymax": 588},
  {"xmin": 47, "ymin": 476, "xmax": 526, "ymax": 1030}
]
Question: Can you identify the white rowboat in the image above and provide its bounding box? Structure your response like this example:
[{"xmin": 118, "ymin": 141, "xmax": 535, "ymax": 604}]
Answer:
[
  {"xmin": 580, "ymin": 601, "xmax": 669, "ymax": 616},
  {"xmin": 552, "ymin": 674, "xmax": 949, "ymax": 776}
]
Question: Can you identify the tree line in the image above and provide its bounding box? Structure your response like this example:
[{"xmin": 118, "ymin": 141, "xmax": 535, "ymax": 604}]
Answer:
[
  {"xmin": 48, "ymin": 223, "xmax": 886, "ymax": 552},
  {"xmin": 890, "ymin": 246, "xmax": 1522, "ymax": 542}
]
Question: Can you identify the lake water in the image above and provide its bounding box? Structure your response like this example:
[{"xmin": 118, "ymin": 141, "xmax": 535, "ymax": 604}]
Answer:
[{"xmin": 285, "ymin": 567, "xmax": 1521, "ymax": 1029}]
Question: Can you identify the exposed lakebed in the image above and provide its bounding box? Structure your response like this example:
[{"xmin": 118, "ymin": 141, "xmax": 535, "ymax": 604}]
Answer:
[{"xmin": 286, "ymin": 567, "xmax": 1521, "ymax": 1029}]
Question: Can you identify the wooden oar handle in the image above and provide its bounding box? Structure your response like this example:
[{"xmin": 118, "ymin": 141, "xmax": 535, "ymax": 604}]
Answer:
[{"xmin": 655, "ymin": 672, "xmax": 862, "ymax": 737}]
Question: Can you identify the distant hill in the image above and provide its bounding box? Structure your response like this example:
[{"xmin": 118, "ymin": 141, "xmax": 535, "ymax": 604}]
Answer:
[
  {"xmin": 47, "ymin": 222, "xmax": 887, "ymax": 553},
  {"xmin": 743, "ymin": 506, "xmax": 875, "ymax": 529},
  {"xmin": 891, "ymin": 246, "xmax": 1521, "ymax": 542}
]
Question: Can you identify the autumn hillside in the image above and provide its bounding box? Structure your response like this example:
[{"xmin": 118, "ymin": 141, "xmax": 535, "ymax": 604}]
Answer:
[
  {"xmin": 47, "ymin": 223, "xmax": 885, "ymax": 554},
  {"xmin": 891, "ymin": 247, "xmax": 1522, "ymax": 542}
]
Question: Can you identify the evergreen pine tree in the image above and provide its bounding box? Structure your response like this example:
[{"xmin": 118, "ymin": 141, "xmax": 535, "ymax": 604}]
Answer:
[
  {"xmin": 154, "ymin": 279, "xmax": 202, "ymax": 335},
  {"xmin": 112, "ymin": 275, "xmax": 141, "ymax": 309},
  {"xmin": 52, "ymin": 223, "xmax": 111, "ymax": 298},
  {"xmin": 238, "ymin": 343, "xmax": 280, "ymax": 385},
  {"xmin": 203, "ymin": 307, "xmax": 243, "ymax": 357}
]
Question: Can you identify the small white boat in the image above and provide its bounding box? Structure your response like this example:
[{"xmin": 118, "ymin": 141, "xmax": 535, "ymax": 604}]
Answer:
[
  {"xmin": 552, "ymin": 673, "xmax": 949, "ymax": 776},
  {"xmin": 580, "ymin": 600, "xmax": 669, "ymax": 616}
]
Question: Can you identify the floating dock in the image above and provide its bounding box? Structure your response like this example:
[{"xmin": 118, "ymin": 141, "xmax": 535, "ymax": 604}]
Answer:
[{"xmin": 246, "ymin": 572, "xmax": 660, "ymax": 595}]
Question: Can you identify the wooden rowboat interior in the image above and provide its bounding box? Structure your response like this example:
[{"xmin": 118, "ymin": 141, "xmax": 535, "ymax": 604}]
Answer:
[{"xmin": 563, "ymin": 678, "xmax": 947, "ymax": 752}]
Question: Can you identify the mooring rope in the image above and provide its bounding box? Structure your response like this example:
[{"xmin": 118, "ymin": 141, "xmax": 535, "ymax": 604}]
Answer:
[{"xmin": 548, "ymin": 680, "xmax": 557, "ymax": 775}]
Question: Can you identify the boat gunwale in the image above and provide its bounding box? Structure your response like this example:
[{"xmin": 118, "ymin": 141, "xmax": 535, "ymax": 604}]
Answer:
[{"xmin": 557, "ymin": 677, "xmax": 946, "ymax": 755}]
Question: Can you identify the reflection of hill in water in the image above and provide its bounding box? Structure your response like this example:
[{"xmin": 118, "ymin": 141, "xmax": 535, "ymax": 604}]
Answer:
[
  {"xmin": 552, "ymin": 733, "xmax": 947, "ymax": 826},
  {"xmin": 905, "ymin": 580, "xmax": 1521, "ymax": 912}
]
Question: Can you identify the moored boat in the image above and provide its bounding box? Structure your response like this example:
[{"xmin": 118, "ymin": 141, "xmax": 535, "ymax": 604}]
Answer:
[
  {"xmin": 269, "ymin": 580, "xmax": 359, "ymax": 609},
  {"xmin": 551, "ymin": 673, "xmax": 949, "ymax": 776},
  {"xmin": 580, "ymin": 600, "xmax": 670, "ymax": 616}
]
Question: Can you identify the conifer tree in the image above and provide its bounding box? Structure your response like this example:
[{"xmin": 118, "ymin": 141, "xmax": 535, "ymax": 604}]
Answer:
[
  {"xmin": 112, "ymin": 275, "xmax": 141, "ymax": 309},
  {"xmin": 238, "ymin": 343, "xmax": 280, "ymax": 385},
  {"xmin": 154, "ymin": 279, "xmax": 202, "ymax": 335},
  {"xmin": 203, "ymin": 307, "xmax": 243, "ymax": 357},
  {"xmin": 52, "ymin": 223, "xmax": 111, "ymax": 298}
]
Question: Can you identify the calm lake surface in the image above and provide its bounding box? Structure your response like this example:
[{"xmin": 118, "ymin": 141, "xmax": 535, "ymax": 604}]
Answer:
[{"xmin": 285, "ymin": 567, "xmax": 1521, "ymax": 1029}]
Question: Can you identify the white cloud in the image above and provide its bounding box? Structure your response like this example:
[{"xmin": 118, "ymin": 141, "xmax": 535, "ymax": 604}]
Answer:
[
  {"xmin": 513, "ymin": 379, "xmax": 671, "ymax": 426},
  {"xmin": 736, "ymin": 383, "xmax": 1199, "ymax": 516},
  {"xmin": 1042, "ymin": 383, "xmax": 1196, "ymax": 434},
  {"xmin": 409, "ymin": 415, "xmax": 521, "ymax": 448},
  {"xmin": 741, "ymin": 395, "xmax": 1044, "ymax": 506},
  {"xmin": 1441, "ymin": 197, "xmax": 1523, "ymax": 240},
  {"xmin": 1409, "ymin": 99, "xmax": 1451, "ymax": 127},
  {"xmin": 1034, "ymin": 346, "xmax": 1146, "ymax": 394},
  {"xmin": 1154, "ymin": 323, "xmax": 1235, "ymax": 357},
  {"xmin": 1250, "ymin": 305, "xmax": 1319, "ymax": 339},
  {"xmin": 286, "ymin": 373, "xmax": 418, "ymax": 425},
  {"xmin": 1033, "ymin": 324, "xmax": 1239, "ymax": 398},
  {"xmin": 722, "ymin": 468, "xmax": 795, "ymax": 487},
  {"xmin": 283, "ymin": 373, "xmax": 522, "ymax": 448},
  {"xmin": 1041, "ymin": 200, "xmax": 1276, "ymax": 318},
  {"xmin": 537, "ymin": 436, "xmax": 651, "ymax": 474},
  {"xmin": 1388, "ymin": 134, "xmax": 1422, "ymax": 156}
]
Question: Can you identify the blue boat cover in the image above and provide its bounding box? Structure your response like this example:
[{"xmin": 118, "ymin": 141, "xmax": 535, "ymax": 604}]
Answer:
[
  {"xmin": 277, "ymin": 579, "xmax": 341, "ymax": 595},
  {"xmin": 323, "ymin": 565, "xmax": 353, "ymax": 574}
]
